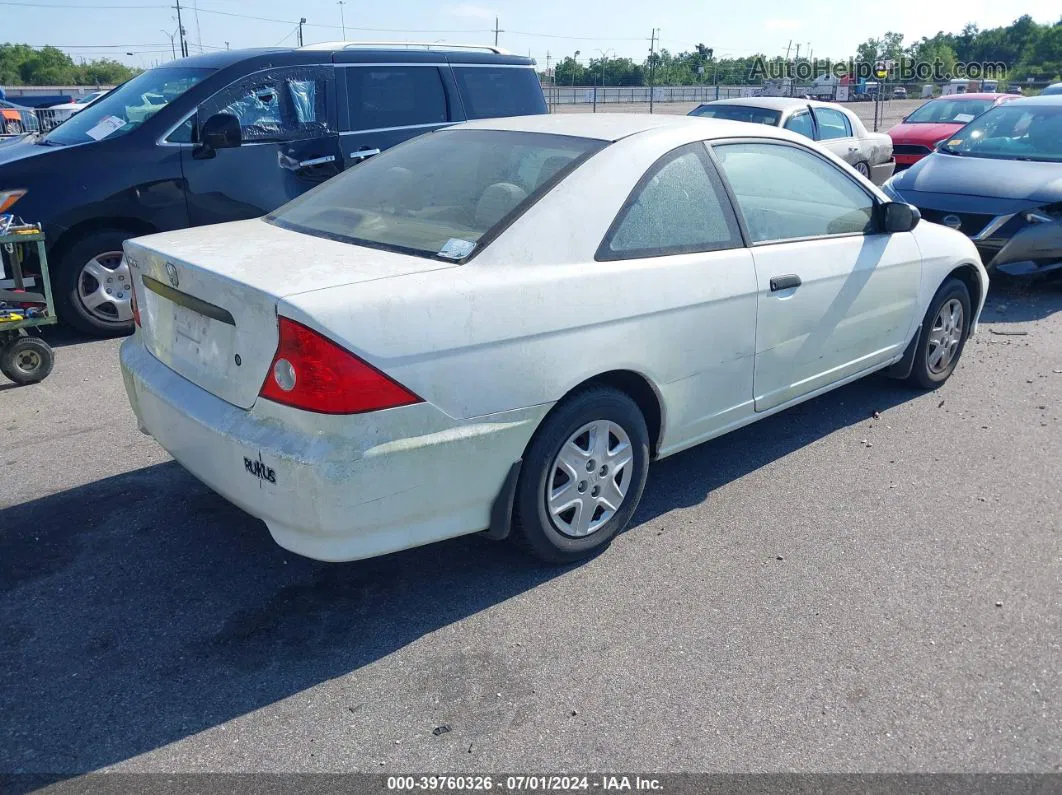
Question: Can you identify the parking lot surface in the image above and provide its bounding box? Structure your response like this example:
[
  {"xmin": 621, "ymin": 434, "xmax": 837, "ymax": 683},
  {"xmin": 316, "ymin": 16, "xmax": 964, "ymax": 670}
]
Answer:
[{"xmin": 2, "ymin": 291, "xmax": 1062, "ymax": 775}]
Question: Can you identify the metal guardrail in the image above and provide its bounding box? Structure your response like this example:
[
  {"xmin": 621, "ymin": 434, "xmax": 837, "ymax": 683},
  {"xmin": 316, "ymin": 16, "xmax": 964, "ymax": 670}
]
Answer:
[{"xmin": 32, "ymin": 108, "xmax": 74, "ymax": 132}]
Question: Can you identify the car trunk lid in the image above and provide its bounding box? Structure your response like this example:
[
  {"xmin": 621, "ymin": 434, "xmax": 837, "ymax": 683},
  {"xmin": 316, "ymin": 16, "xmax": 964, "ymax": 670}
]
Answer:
[{"xmin": 125, "ymin": 219, "xmax": 456, "ymax": 409}]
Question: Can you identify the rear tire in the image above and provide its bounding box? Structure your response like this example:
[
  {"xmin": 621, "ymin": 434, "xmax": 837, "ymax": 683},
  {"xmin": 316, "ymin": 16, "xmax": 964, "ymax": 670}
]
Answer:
[
  {"xmin": 511, "ymin": 387, "xmax": 650, "ymax": 564},
  {"xmin": 54, "ymin": 229, "xmax": 136, "ymax": 337},
  {"xmin": 854, "ymin": 161, "xmax": 871, "ymax": 178},
  {"xmin": 907, "ymin": 277, "xmax": 972, "ymax": 389}
]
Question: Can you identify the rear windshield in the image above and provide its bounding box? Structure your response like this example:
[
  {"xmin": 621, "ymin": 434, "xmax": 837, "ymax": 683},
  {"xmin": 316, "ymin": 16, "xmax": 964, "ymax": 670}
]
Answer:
[
  {"xmin": 452, "ymin": 67, "xmax": 547, "ymax": 119},
  {"xmin": 689, "ymin": 104, "xmax": 781, "ymax": 126},
  {"xmin": 268, "ymin": 129, "xmax": 604, "ymax": 260}
]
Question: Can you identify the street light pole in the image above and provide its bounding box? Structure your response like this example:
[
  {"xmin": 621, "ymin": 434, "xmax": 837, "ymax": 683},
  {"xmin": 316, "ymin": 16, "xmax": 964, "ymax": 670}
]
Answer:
[
  {"xmin": 338, "ymin": 1, "xmax": 346, "ymax": 39},
  {"xmin": 298, "ymin": 17, "xmax": 306, "ymax": 47},
  {"xmin": 160, "ymin": 28, "xmax": 177, "ymax": 60},
  {"xmin": 572, "ymin": 50, "xmax": 579, "ymax": 87}
]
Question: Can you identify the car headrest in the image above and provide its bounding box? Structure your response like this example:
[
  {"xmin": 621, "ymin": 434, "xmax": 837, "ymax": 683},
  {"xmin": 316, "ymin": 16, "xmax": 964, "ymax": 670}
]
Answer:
[{"xmin": 475, "ymin": 182, "xmax": 528, "ymax": 228}]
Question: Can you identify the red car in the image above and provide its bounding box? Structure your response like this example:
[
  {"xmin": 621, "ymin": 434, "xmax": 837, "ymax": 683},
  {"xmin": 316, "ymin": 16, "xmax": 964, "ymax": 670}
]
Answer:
[{"xmin": 887, "ymin": 93, "xmax": 1018, "ymax": 169}]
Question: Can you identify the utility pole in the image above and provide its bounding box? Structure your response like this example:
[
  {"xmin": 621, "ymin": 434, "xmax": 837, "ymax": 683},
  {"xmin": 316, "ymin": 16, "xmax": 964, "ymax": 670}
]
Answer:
[
  {"xmin": 298, "ymin": 17, "xmax": 306, "ymax": 47},
  {"xmin": 493, "ymin": 17, "xmax": 503, "ymax": 48},
  {"xmin": 174, "ymin": 0, "xmax": 188, "ymax": 57},
  {"xmin": 224, "ymin": 41, "xmax": 230, "ymax": 50},
  {"xmin": 795, "ymin": 43, "xmax": 800, "ymax": 60},
  {"xmin": 546, "ymin": 51, "xmax": 551, "ymax": 112},
  {"xmin": 338, "ymin": 1, "xmax": 346, "ymax": 39},
  {"xmin": 648, "ymin": 28, "xmax": 659, "ymax": 114},
  {"xmin": 572, "ymin": 50, "xmax": 580, "ymax": 87},
  {"xmin": 785, "ymin": 39, "xmax": 792, "ymax": 61}
]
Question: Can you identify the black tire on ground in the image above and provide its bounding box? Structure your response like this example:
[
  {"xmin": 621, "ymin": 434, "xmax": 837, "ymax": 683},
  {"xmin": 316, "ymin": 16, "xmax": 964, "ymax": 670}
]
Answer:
[
  {"xmin": 907, "ymin": 277, "xmax": 972, "ymax": 390},
  {"xmin": 53, "ymin": 228, "xmax": 134, "ymax": 337},
  {"xmin": 511, "ymin": 386, "xmax": 650, "ymax": 564},
  {"xmin": 0, "ymin": 336, "xmax": 54, "ymax": 385}
]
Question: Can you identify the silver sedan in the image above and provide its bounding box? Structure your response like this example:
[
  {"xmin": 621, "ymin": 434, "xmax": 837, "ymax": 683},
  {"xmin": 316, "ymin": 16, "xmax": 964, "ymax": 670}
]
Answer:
[{"xmin": 690, "ymin": 97, "xmax": 896, "ymax": 185}]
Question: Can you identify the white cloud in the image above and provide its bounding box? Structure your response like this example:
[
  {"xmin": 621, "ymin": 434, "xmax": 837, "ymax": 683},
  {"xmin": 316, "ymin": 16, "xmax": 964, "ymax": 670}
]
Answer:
[
  {"xmin": 447, "ymin": 3, "xmax": 497, "ymax": 20},
  {"xmin": 764, "ymin": 18, "xmax": 803, "ymax": 31}
]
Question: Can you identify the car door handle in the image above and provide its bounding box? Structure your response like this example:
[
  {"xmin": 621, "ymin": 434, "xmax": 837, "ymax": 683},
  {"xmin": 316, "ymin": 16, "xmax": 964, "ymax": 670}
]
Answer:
[
  {"xmin": 770, "ymin": 274, "xmax": 802, "ymax": 292},
  {"xmin": 848, "ymin": 146, "xmax": 859, "ymax": 152},
  {"xmin": 350, "ymin": 147, "xmax": 380, "ymax": 161},
  {"xmin": 298, "ymin": 155, "xmax": 336, "ymax": 168}
]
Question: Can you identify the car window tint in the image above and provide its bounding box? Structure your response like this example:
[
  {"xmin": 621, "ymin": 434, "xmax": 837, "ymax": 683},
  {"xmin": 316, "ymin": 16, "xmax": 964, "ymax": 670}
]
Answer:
[
  {"xmin": 601, "ymin": 145, "xmax": 741, "ymax": 259},
  {"xmin": 783, "ymin": 110, "xmax": 815, "ymax": 139},
  {"xmin": 813, "ymin": 107, "xmax": 851, "ymax": 140},
  {"xmin": 452, "ymin": 67, "xmax": 547, "ymax": 119},
  {"xmin": 269, "ymin": 129, "xmax": 602, "ymax": 259},
  {"xmin": 346, "ymin": 66, "xmax": 447, "ymax": 130},
  {"xmin": 714, "ymin": 142, "xmax": 875, "ymax": 243},
  {"xmin": 166, "ymin": 115, "xmax": 195, "ymax": 143}
]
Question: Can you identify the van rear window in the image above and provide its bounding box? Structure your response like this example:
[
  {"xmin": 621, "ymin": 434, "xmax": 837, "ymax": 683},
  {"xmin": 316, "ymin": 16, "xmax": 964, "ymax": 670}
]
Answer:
[{"xmin": 452, "ymin": 67, "xmax": 547, "ymax": 119}]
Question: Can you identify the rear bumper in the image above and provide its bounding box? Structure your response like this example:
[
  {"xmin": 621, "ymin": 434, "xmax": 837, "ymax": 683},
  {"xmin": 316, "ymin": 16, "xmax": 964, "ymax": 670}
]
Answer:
[
  {"xmin": 120, "ymin": 338, "xmax": 547, "ymax": 562},
  {"xmin": 869, "ymin": 159, "xmax": 896, "ymax": 186}
]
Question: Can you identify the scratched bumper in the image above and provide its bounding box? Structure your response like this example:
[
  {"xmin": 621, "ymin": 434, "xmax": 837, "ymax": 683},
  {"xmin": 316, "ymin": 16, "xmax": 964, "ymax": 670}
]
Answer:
[{"xmin": 120, "ymin": 336, "xmax": 546, "ymax": 562}]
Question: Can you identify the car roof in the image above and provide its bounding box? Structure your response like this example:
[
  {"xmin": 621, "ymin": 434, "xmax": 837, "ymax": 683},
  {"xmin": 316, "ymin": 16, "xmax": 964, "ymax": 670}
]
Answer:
[
  {"xmin": 1004, "ymin": 94, "xmax": 1062, "ymax": 107},
  {"xmin": 452, "ymin": 112, "xmax": 811, "ymax": 144},
  {"xmin": 165, "ymin": 43, "xmax": 534, "ymax": 70},
  {"xmin": 698, "ymin": 96, "xmax": 835, "ymax": 111},
  {"xmin": 929, "ymin": 92, "xmax": 1010, "ymax": 100}
]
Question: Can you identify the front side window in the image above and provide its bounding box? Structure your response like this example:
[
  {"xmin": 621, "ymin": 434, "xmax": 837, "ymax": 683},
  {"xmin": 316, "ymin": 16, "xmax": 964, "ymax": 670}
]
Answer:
[
  {"xmin": 452, "ymin": 67, "xmax": 547, "ymax": 119},
  {"xmin": 268, "ymin": 129, "xmax": 603, "ymax": 260},
  {"xmin": 714, "ymin": 142, "xmax": 875, "ymax": 243},
  {"xmin": 202, "ymin": 68, "xmax": 331, "ymax": 143},
  {"xmin": 345, "ymin": 66, "xmax": 447, "ymax": 131},
  {"xmin": 813, "ymin": 107, "xmax": 852, "ymax": 140},
  {"xmin": 43, "ymin": 66, "xmax": 212, "ymax": 146},
  {"xmin": 599, "ymin": 144, "xmax": 741, "ymax": 260},
  {"xmin": 783, "ymin": 110, "xmax": 815, "ymax": 139}
]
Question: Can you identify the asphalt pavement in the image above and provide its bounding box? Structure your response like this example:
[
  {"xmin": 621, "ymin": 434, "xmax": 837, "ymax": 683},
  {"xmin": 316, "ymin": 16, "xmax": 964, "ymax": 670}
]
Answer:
[{"xmin": 1, "ymin": 279, "xmax": 1061, "ymax": 782}]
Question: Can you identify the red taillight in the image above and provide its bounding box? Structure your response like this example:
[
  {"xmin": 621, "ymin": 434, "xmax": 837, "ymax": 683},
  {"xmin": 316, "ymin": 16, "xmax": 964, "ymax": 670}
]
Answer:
[
  {"xmin": 258, "ymin": 316, "xmax": 421, "ymax": 414},
  {"xmin": 130, "ymin": 288, "xmax": 141, "ymax": 327}
]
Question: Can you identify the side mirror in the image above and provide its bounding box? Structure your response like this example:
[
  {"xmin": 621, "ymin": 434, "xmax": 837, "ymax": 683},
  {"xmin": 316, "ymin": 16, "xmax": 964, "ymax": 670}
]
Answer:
[
  {"xmin": 192, "ymin": 112, "xmax": 241, "ymax": 160},
  {"xmin": 883, "ymin": 201, "xmax": 920, "ymax": 233}
]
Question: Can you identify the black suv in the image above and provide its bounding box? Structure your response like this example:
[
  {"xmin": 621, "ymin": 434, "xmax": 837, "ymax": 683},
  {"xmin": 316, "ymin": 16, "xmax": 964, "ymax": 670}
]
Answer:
[{"xmin": 0, "ymin": 43, "xmax": 546, "ymax": 334}]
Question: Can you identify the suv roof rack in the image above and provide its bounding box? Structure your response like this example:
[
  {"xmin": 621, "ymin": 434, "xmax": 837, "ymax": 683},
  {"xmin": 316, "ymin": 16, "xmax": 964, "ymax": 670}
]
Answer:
[{"xmin": 300, "ymin": 41, "xmax": 511, "ymax": 55}]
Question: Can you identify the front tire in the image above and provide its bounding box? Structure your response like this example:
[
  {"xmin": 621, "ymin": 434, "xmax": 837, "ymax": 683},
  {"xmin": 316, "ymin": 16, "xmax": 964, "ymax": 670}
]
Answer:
[
  {"xmin": 54, "ymin": 229, "xmax": 136, "ymax": 337},
  {"xmin": 512, "ymin": 387, "xmax": 650, "ymax": 564},
  {"xmin": 908, "ymin": 277, "xmax": 972, "ymax": 389}
]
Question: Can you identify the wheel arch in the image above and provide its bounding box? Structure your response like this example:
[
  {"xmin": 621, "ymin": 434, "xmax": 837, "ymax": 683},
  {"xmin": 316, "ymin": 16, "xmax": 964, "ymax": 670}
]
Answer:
[
  {"xmin": 946, "ymin": 261, "xmax": 984, "ymax": 320},
  {"xmin": 50, "ymin": 217, "xmax": 158, "ymax": 264},
  {"xmin": 484, "ymin": 368, "xmax": 666, "ymax": 543}
]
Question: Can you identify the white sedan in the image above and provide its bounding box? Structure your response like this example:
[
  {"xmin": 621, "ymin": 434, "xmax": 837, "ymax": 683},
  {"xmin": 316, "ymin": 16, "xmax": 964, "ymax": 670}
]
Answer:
[
  {"xmin": 120, "ymin": 114, "xmax": 987, "ymax": 564},
  {"xmin": 689, "ymin": 97, "xmax": 896, "ymax": 184}
]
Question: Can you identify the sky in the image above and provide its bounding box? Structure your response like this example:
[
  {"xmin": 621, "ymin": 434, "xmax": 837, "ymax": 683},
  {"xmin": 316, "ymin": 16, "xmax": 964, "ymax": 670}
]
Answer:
[{"xmin": 3, "ymin": 0, "xmax": 1060, "ymax": 71}]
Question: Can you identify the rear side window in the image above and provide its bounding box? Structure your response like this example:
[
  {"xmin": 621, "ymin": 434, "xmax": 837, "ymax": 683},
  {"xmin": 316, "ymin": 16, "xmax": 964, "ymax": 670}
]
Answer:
[
  {"xmin": 452, "ymin": 67, "xmax": 547, "ymax": 119},
  {"xmin": 783, "ymin": 110, "xmax": 815, "ymax": 139},
  {"xmin": 346, "ymin": 66, "xmax": 448, "ymax": 131},
  {"xmin": 598, "ymin": 144, "xmax": 741, "ymax": 260},
  {"xmin": 813, "ymin": 107, "xmax": 852, "ymax": 140}
]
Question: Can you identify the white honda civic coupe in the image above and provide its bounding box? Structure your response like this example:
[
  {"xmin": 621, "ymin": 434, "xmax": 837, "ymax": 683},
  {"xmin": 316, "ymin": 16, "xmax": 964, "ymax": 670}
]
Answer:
[{"xmin": 120, "ymin": 114, "xmax": 987, "ymax": 564}]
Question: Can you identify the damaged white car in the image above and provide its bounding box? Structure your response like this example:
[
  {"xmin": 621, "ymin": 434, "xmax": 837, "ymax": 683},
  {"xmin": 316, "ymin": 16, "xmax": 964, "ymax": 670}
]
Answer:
[
  {"xmin": 689, "ymin": 97, "xmax": 896, "ymax": 184},
  {"xmin": 121, "ymin": 114, "xmax": 985, "ymax": 564}
]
